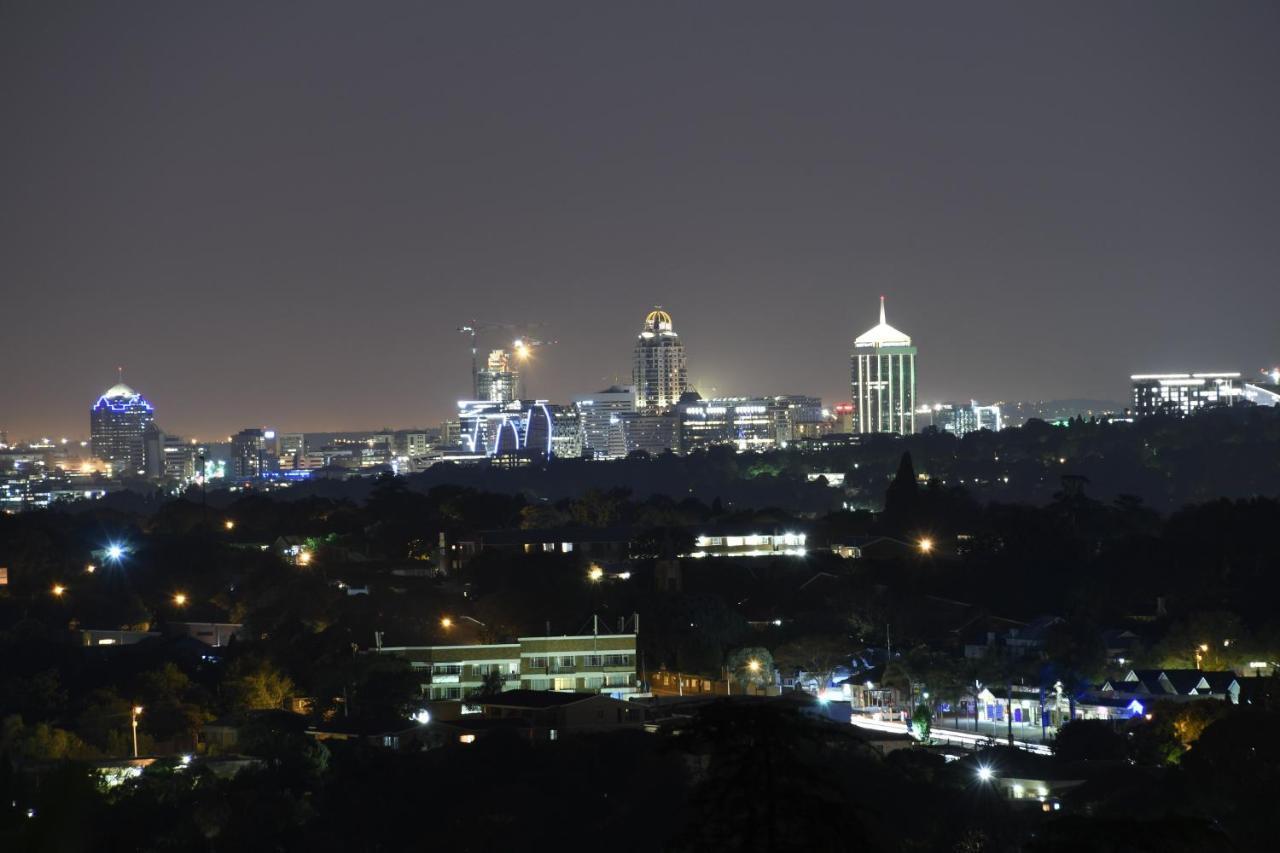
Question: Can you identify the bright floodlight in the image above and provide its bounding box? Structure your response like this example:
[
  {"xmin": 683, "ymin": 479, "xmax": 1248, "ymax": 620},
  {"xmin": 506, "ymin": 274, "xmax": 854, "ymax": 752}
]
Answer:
[
  {"xmin": 412, "ymin": 709, "xmax": 431, "ymax": 725},
  {"xmin": 977, "ymin": 766, "xmax": 993, "ymax": 782},
  {"xmin": 587, "ymin": 565, "xmax": 604, "ymax": 582},
  {"xmin": 107, "ymin": 544, "xmax": 124, "ymax": 561},
  {"xmin": 917, "ymin": 537, "xmax": 934, "ymax": 554},
  {"xmin": 747, "ymin": 659, "xmax": 761, "ymax": 673}
]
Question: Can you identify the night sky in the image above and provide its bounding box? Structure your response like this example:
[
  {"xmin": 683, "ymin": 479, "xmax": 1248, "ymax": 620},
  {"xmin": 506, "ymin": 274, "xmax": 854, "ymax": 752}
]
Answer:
[{"xmin": 3, "ymin": 2, "xmax": 1278, "ymax": 440}]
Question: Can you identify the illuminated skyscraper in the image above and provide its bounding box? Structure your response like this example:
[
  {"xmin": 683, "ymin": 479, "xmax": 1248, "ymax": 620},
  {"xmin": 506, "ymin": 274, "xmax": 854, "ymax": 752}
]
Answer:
[
  {"xmin": 851, "ymin": 297, "xmax": 916, "ymax": 435},
  {"xmin": 90, "ymin": 381, "xmax": 155, "ymax": 476},
  {"xmin": 632, "ymin": 308, "xmax": 687, "ymax": 413},
  {"xmin": 476, "ymin": 349, "xmax": 519, "ymax": 403}
]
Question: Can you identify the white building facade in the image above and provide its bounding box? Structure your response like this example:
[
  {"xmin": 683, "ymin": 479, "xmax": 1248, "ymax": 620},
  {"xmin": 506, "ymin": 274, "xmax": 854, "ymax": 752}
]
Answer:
[{"xmin": 851, "ymin": 298, "xmax": 917, "ymax": 435}]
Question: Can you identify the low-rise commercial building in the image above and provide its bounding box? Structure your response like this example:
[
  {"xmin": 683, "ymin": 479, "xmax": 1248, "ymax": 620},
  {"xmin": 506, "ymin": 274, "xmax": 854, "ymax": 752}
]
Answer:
[{"xmin": 378, "ymin": 631, "xmax": 640, "ymax": 701}]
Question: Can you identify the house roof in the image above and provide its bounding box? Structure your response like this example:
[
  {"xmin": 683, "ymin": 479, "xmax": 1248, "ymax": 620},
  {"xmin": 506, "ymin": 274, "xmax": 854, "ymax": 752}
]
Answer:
[
  {"xmin": 308, "ymin": 717, "xmax": 426, "ymax": 736},
  {"xmin": 1112, "ymin": 669, "xmax": 1237, "ymax": 696},
  {"xmin": 474, "ymin": 690, "xmax": 602, "ymax": 710}
]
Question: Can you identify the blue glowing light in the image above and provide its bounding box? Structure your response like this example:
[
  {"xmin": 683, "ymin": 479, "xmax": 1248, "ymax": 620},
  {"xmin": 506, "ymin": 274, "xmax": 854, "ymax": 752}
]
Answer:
[{"xmin": 106, "ymin": 544, "xmax": 125, "ymax": 562}]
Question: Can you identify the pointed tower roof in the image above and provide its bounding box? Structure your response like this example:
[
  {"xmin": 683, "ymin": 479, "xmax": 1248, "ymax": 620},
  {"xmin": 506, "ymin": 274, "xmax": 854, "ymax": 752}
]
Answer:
[{"xmin": 854, "ymin": 296, "xmax": 911, "ymax": 347}]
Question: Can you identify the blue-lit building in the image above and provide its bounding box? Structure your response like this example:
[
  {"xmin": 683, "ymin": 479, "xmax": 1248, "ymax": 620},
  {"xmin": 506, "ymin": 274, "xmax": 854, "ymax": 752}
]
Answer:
[
  {"xmin": 455, "ymin": 400, "xmax": 578, "ymax": 461},
  {"xmin": 90, "ymin": 382, "xmax": 155, "ymax": 477}
]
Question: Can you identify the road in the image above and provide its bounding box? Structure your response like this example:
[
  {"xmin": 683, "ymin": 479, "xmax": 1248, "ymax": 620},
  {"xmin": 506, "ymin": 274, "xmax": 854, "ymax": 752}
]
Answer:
[{"xmin": 849, "ymin": 716, "xmax": 1053, "ymax": 756}]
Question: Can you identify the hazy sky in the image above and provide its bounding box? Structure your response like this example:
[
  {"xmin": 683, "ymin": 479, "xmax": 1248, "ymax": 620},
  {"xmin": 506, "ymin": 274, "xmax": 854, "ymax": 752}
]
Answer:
[{"xmin": 3, "ymin": 2, "xmax": 1278, "ymax": 440}]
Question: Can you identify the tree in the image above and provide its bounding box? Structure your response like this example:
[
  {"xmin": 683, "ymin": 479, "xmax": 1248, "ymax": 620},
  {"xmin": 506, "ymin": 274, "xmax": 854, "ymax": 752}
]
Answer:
[
  {"xmin": 910, "ymin": 703, "xmax": 933, "ymax": 742},
  {"xmin": 1052, "ymin": 719, "xmax": 1127, "ymax": 761},
  {"xmin": 1132, "ymin": 699, "xmax": 1232, "ymax": 765},
  {"xmin": 1, "ymin": 715, "xmax": 96, "ymax": 763},
  {"xmin": 466, "ymin": 670, "xmax": 505, "ymax": 702},
  {"xmin": 725, "ymin": 647, "xmax": 774, "ymax": 693},
  {"xmin": 773, "ymin": 634, "xmax": 851, "ymax": 695},
  {"xmin": 1044, "ymin": 616, "xmax": 1107, "ymax": 719},
  {"xmin": 882, "ymin": 452, "xmax": 919, "ymax": 524},
  {"xmin": 223, "ymin": 657, "xmax": 295, "ymax": 712}
]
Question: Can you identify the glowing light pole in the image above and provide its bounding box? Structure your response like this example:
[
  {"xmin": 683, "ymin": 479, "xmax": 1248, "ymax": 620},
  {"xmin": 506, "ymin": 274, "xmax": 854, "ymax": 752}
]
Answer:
[{"xmin": 131, "ymin": 706, "xmax": 143, "ymax": 758}]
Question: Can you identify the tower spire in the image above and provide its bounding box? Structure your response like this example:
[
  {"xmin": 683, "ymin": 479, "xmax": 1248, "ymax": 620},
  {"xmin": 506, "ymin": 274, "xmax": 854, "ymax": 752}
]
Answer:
[{"xmin": 879, "ymin": 295, "xmax": 886, "ymax": 326}]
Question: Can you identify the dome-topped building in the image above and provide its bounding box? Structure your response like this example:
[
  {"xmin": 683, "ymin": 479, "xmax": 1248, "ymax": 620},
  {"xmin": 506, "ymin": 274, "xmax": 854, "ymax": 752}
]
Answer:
[
  {"xmin": 851, "ymin": 297, "xmax": 917, "ymax": 435},
  {"xmin": 90, "ymin": 376, "xmax": 155, "ymax": 477},
  {"xmin": 632, "ymin": 307, "xmax": 688, "ymax": 413}
]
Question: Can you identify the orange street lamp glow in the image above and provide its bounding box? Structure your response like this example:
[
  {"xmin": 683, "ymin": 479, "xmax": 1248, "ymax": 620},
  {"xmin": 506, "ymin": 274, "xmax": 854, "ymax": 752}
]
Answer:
[
  {"xmin": 297, "ymin": 551, "xmax": 312, "ymax": 566},
  {"xmin": 587, "ymin": 565, "xmax": 604, "ymax": 582},
  {"xmin": 52, "ymin": 584, "xmax": 66, "ymax": 597},
  {"xmin": 747, "ymin": 659, "xmax": 761, "ymax": 673},
  {"xmin": 440, "ymin": 617, "xmax": 453, "ymax": 629},
  {"xmin": 85, "ymin": 564, "xmax": 96, "ymax": 574},
  {"xmin": 918, "ymin": 538, "xmax": 934, "ymax": 554},
  {"xmin": 224, "ymin": 520, "xmax": 235, "ymax": 531},
  {"xmin": 173, "ymin": 593, "xmax": 187, "ymax": 606}
]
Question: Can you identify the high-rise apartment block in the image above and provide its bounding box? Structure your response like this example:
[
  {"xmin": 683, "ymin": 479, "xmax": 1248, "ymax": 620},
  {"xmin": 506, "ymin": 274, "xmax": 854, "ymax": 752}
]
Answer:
[{"xmin": 632, "ymin": 309, "xmax": 687, "ymax": 413}]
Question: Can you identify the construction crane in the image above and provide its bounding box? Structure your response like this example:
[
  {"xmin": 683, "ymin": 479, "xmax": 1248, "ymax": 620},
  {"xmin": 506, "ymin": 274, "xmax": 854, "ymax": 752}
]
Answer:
[
  {"xmin": 511, "ymin": 337, "xmax": 558, "ymax": 398},
  {"xmin": 457, "ymin": 322, "xmax": 546, "ymax": 398}
]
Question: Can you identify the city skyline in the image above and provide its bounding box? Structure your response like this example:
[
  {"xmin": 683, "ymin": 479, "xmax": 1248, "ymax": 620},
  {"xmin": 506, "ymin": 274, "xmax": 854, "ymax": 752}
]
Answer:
[{"xmin": 4, "ymin": 3, "xmax": 1279, "ymax": 438}]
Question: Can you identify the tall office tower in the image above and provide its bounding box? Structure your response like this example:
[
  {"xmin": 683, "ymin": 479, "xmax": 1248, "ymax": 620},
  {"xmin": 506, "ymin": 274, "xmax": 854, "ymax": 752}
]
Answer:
[
  {"xmin": 632, "ymin": 308, "xmax": 688, "ymax": 413},
  {"xmin": 1130, "ymin": 373, "xmax": 1242, "ymax": 417},
  {"xmin": 476, "ymin": 349, "xmax": 519, "ymax": 403},
  {"xmin": 574, "ymin": 385, "xmax": 634, "ymax": 459},
  {"xmin": 230, "ymin": 428, "xmax": 269, "ymax": 479},
  {"xmin": 90, "ymin": 380, "xmax": 155, "ymax": 476},
  {"xmin": 851, "ymin": 297, "xmax": 917, "ymax": 435}
]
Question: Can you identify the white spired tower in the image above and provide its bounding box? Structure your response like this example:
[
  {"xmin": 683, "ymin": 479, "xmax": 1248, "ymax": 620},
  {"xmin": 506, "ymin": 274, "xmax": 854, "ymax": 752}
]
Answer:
[
  {"xmin": 632, "ymin": 308, "xmax": 688, "ymax": 413},
  {"xmin": 851, "ymin": 296, "xmax": 917, "ymax": 435}
]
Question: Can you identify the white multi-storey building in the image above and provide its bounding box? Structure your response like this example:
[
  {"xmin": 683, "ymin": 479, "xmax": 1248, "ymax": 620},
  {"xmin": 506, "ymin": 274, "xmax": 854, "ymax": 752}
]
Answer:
[
  {"xmin": 1130, "ymin": 373, "xmax": 1241, "ymax": 417},
  {"xmin": 574, "ymin": 386, "xmax": 634, "ymax": 459},
  {"xmin": 851, "ymin": 297, "xmax": 917, "ymax": 435}
]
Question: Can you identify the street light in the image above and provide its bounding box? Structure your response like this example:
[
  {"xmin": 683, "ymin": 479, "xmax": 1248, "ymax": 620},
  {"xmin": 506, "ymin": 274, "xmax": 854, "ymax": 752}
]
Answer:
[
  {"xmin": 224, "ymin": 519, "xmax": 235, "ymax": 531},
  {"xmin": 106, "ymin": 544, "xmax": 125, "ymax": 562},
  {"xmin": 440, "ymin": 617, "xmax": 453, "ymax": 629},
  {"xmin": 52, "ymin": 584, "xmax": 66, "ymax": 597},
  {"xmin": 747, "ymin": 659, "xmax": 761, "ymax": 674},
  {"xmin": 297, "ymin": 550, "xmax": 312, "ymax": 566},
  {"xmin": 131, "ymin": 706, "xmax": 143, "ymax": 758},
  {"xmin": 85, "ymin": 563, "xmax": 96, "ymax": 574},
  {"xmin": 587, "ymin": 565, "xmax": 604, "ymax": 582},
  {"xmin": 917, "ymin": 537, "xmax": 934, "ymax": 554},
  {"xmin": 977, "ymin": 765, "xmax": 994, "ymax": 782},
  {"xmin": 173, "ymin": 593, "xmax": 187, "ymax": 607}
]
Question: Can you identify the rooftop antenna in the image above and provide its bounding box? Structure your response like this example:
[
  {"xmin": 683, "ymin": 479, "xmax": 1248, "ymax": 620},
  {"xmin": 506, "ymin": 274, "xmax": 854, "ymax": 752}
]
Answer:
[
  {"xmin": 879, "ymin": 295, "xmax": 886, "ymax": 326},
  {"xmin": 117, "ymin": 365, "xmax": 124, "ymax": 384}
]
